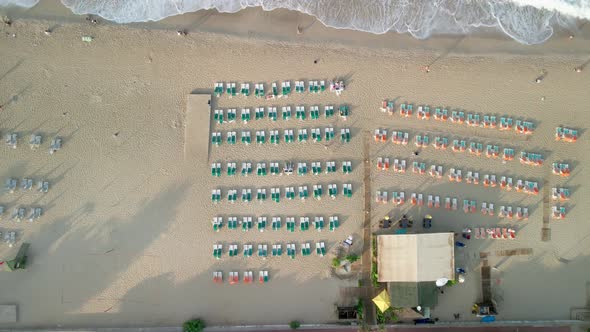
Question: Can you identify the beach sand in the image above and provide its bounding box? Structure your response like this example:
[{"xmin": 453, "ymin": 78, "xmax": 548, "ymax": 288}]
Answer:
[{"xmin": 0, "ymin": 5, "xmax": 589, "ymax": 328}]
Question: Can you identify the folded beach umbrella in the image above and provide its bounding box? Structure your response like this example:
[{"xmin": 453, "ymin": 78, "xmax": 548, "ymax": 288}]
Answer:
[{"xmin": 372, "ymin": 289, "xmax": 391, "ymax": 313}]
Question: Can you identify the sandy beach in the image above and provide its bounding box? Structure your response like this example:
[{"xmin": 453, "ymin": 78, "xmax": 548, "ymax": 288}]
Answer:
[{"xmin": 0, "ymin": 2, "xmax": 589, "ymax": 328}]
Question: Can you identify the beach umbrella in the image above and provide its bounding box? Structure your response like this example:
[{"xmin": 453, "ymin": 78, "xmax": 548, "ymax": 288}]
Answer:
[{"xmin": 372, "ymin": 289, "xmax": 391, "ymax": 313}]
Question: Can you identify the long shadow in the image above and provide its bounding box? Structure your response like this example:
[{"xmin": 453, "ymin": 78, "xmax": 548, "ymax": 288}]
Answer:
[
  {"xmin": 427, "ymin": 36, "xmax": 465, "ymax": 68},
  {"xmin": 0, "ymin": 59, "xmax": 24, "ymax": 82}
]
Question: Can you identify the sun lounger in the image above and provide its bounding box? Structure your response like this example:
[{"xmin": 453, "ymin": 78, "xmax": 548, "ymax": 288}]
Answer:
[
  {"xmin": 227, "ymin": 108, "xmax": 236, "ymax": 123},
  {"xmin": 312, "ymin": 161, "xmax": 322, "ymax": 175},
  {"xmin": 257, "ymin": 188, "xmax": 267, "ymax": 202},
  {"xmin": 339, "ymin": 105, "xmax": 350, "ymax": 120},
  {"xmin": 257, "ymin": 216, "xmax": 267, "ymax": 232},
  {"xmin": 258, "ymin": 244, "xmax": 268, "ymax": 257},
  {"xmin": 243, "ymin": 271, "xmax": 253, "ymax": 283},
  {"xmin": 342, "ymin": 161, "xmax": 352, "ymax": 174},
  {"xmin": 301, "ymin": 242, "xmax": 311, "ymax": 256},
  {"xmin": 226, "ymin": 82, "xmax": 237, "ymax": 97},
  {"xmin": 524, "ymin": 181, "xmax": 539, "ymax": 195},
  {"xmin": 281, "ymin": 81, "xmax": 291, "ymax": 96},
  {"xmin": 226, "ymin": 131, "xmax": 236, "ymax": 144},
  {"xmin": 271, "ymin": 82, "xmax": 278, "ymax": 98},
  {"xmin": 229, "ymin": 271, "xmax": 239, "ymax": 284},
  {"xmin": 400, "ymin": 103, "xmax": 413, "ymax": 117},
  {"xmin": 555, "ymin": 126, "xmax": 578, "ymax": 142},
  {"xmin": 343, "ymin": 183, "xmax": 353, "ymax": 198},
  {"xmin": 287, "ymin": 243, "xmax": 296, "ymax": 258},
  {"xmin": 485, "ymin": 145, "xmax": 499, "ymax": 158},
  {"xmin": 255, "ymin": 83, "xmax": 265, "ymax": 98},
  {"xmin": 298, "ymin": 129, "xmax": 308, "ymax": 142},
  {"xmin": 214, "ymin": 109, "xmax": 224, "ymax": 124},
  {"xmin": 282, "ymin": 106, "xmax": 292, "ymax": 120},
  {"xmin": 283, "ymin": 129, "xmax": 294, "ymax": 143},
  {"xmin": 286, "ymin": 217, "xmax": 296, "ymax": 232},
  {"xmin": 515, "ymin": 120, "xmax": 534, "ymax": 135},
  {"xmin": 468, "ymin": 142, "xmax": 483, "ymax": 156},
  {"xmin": 313, "ymin": 184, "xmax": 323, "ymax": 200},
  {"xmin": 241, "ymin": 162, "xmax": 252, "ymax": 176},
  {"xmin": 463, "ymin": 199, "xmax": 470, "ymax": 213},
  {"xmin": 315, "ymin": 242, "xmax": 326, "ymax": 256},
  {"xmin": 27, "ymin": 207, "xmax": 42, "ymax": 222},
  {"xmin": 324, "ymin": 161, "xmax": 335, "ymax": 174},
  {"xmin": 272, "ymin": 244, "xmax": 283, "ymax": 256},
  {"xmin": 213, "ymin": 271, "xmax": 223, "ymax": 283},
  {"xmin": 256, "ymin": 130, "xmax": 266, "ymax": 144},
  {"xmin": 499, "ymin": 117, "xmax": 513, "ymax": 131},
  {"xmin": 552, "ymin": 206, "xmax": 566, "ymax": 219},
  {"xmin": 324, "ymin": 127, "xmax": 334, "ymax": 141},
  {"xmin": 393, "ymin": 191, "xmax": 404, "ymax": 205},
  {"xmin": 213, "ymin": 244, "xmax": 223, "ymax": 259},
  {"xmin": 502, "ymin": 148, "xmax": 515, "ymax": 161},
  {"xmin": 427, "ymin": 195, "xmax": 434, "ymax": 208},
  {"xmin": 467, "ymin": 113, "xmax": 480, "ymax": 127},
  {"xmin": 340, "ymin": 128, "xmax": 351, "ymax": 143},
  {"xmin": 228, "ymin": 216, "xmax": 238, "ymax": 230},
  {"xmin": 295, "ymin": 80, "xmax": 305, "ymax": 93},
  {"xmin": 227, "ymin": 189, "xmax": 237, "ymax": 203},
  {"xmin": 228, "ymin": 244, "xmax": 239, "ymax": 257},
  {"xmin": 552, "ymin": 162, "xmax": 571, "ymax": 177},
  {"xmin": 296, "ymin": 106, "xmax": 306, "ymax": 121},
  {"xmin": 324, "ymin": 105, "xmax": 335, "ymax": 118},
  {"xmin": 299, "ymin": 185, "xmax": 309, "ymax": 200},
  {"xmin": 329, "ymin": 216, "xmax": 339, "ymax": 231},
  {"xmin": 211, "ymin": 132, "xmax": 222, "ymax": 146},
  {"xmin": 271, "ymin": 187, "xmax": 280, "ymax": 203},
  {"xmin": 240, "ymin": 131, "xmax": 251, "ymax": 145},
  {"xmin": 308, "ymin": 80, "xmax": 317, "ymax": 93},
  {"xmin": 311, "ymin": 128, "xmax": 321, "ymax": 143},
  {"xmin": 267, "ymin": 106, "xmax": 277, "ymax": 121},
  {"xmin": 212, "ymin": 217, "xmax": 223, "ymax": 232},
  {"xmin": 300, "ymin": 217, "xmax": 310, "ymax": 231},
  {"xmin": 310, "ymin": 105, "xmax": 320, "ymax": 119},
  {"xmin": 211, "ymin": 189, "xmax": 221, "ymax": 203},
  {"xmin": 214, "ymin": 82, "xmax": 224, "ymax": 97},
  {"xmin": 269, "ymin": 129, "xmax": 280, "ymax": 145},
  {"xmin": 452, "ymin": 198, "xmax": 458, "ymax": 211},
  {"xmin": 256, "ymin": 162, "xmax": 267, "ymax": 176},
  {"xmin": 314, "ymin": 216, "xmax": 324, "ymax": 231},
  {"xmin": 241, "ymin": 188, "xmax": 252, "ymax": 202},
  {"xmin": 297, "ymin": 162, "xmax": 307, "ymax": 176},
  {"xmin": 36, "ymin": 180, "xmax": 49, "ymax": 193},
  {"xmin": 285, "ymin": 187, "xmax": 295, "ymax": 200},
  {"xmin": 49, "ymin": 137, "xmax": 62, "ymax": 154},
  {"xmin": 328, "ymin": 184, "xmax": 337, "ymax": 199}
]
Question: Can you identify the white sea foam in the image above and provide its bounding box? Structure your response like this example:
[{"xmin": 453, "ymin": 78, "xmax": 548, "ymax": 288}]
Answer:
[{"xmin": 2, "ymin": 0, "xmax": 589, "ymax": 45}]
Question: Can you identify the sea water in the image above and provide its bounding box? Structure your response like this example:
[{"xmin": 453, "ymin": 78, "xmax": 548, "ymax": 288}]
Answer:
[{"xmin": 1, "ymin": 0, "xmax": 589, "ymax": 45}]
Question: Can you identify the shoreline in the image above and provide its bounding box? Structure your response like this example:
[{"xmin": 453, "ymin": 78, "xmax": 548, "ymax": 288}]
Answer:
[{"xmin": 2, "ymin": 1, "xmax": 590, "ymax": 57}]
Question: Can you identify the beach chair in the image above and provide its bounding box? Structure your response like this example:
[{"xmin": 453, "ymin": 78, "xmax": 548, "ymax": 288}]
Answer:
[
  {"xmin": 242, "ymin": 217, "xmax": 252, "ymax": 232},
  {"xmin": 226, "ymin": 131, "xmax": 236, "ymax": 145},
  {"xmin": 211, "ymin": 189, "xmax": 221, "ymax": 203},
  {"xmin": 339, "ymin": 160, "xmax": 352, "ymax": 174},
  {"xmin": 326, "ymin": 161, "xmax": 337, "ymax": 174},
  {"xmin": 285, "ymin": 186, "xmax": 295, "ymax": 200},
  {"xmin": 243, "ymin": 243, "xmax": 253, "ymax": 256},
  {"xmin": 325, "ymin": 127, "xmax": 335, "ymax": 141},
  {"xmin": 227, "ymin": 189, "xmax": 237, "ymax": 203},
  {"xmin": 417, "ymin": 106, "xmax": 430, "ymax": 120},
  {"xmin": 343, "ymin": 183, "xmax": 352, "ymax": 198},
  {"xmin": 257, "ymin": 188, "xmax": 267, "ymax": 202},
  {"xmin": 254, "ymin": 107, "xmax": 265, "ymax": 120},
  {"xmin": 227, "ymin": 108, "xmax": 237, "ymax": 123},
  {"xmin": 299, "ymin": 186, "xmax": 309, "ymax": 200},
  {"xmin": 240, "ymin": 83, "xmax": 250, "ymax": 97},
  {"xmin": 325, "ymin": 105, "xmax": 335, "ymax": 118},
  {"xmin": 226, "ymin": 82, "xmax": 237, "ymax": 97},
  {"xmin": 295, "ymin": 80, "xmax": 304, "ymax": 93},
  {"xmin": 313, "ymin": 184, "xmax": 323, "ymax": 200},
  {"xmin": 255, "ymin": 130, "xmax": 266, "ymax": 144},
  {"xmin": 310, "ymin": 106, "xmax": 320, "ymax": 120},
  {"xmin": 281, "ymin": 106, "xmax": 292, "ymax": 121},
  {"xmin": 287, "ymin": 243, "xmax": 296, "ymax": 259},
  {"xmin": 339, "ymin": 105, "xmax": 350, "ymax": 119},
  {"xmin": 499, "ymin": 117, "xmax": 513, "ymax": 131},
  {"xmin": 286, "ymin": 217, "xmax": 296, "ymax": 232},
  {"xmin": 298, "ymin": 129, "xmax": 308, "ymax": 142},
  {"xmin": 427, "ymin": 195, "xmax": 434, "ymax": 208},
  {"xmin": 228, "ymin": 217, "xmax": 238, "ymax": 230},
  {"xmin": 282, "ymin": 81, "xmax": 291, "ymax": 96},
  {"xmin": 214, "ymin": 109, "xmax": 224, "ymax": 124},
  {"xmin": 271, "ymin": 187, "xmax": 280, "ymax": 203},
  {"xmin": 340, "ymin": 128, "xmax": 351, "ymax": 143},
  {"xmin": 258, "ymin": 244, "xmax": 268, "ymax": 258},
  {"xmin": 272, "ymin": 244, "xmax": 282, "ymax": 256},
  {"xmin": 214, "ymin": 82, "xmax": 224, "ymax": 97},
  {"xmin": 311, "ymin": 128, "xmax": 322, "ymax": 142},
  {"xmin": 256, "ymin": 162, "xmax": 267, "ymax": 176},
  {"xmin": 300, "ymin": 217, "xmax": 310, "ymax": 231},
  {"xmin": 242, "ymin": 188, "xmax": 252, "ymax": 202},
  {"xmin": 524, "ymin": 181, "xmax": 539, "ymax": 195},
  {"xmin": 282, "ymin": 129, "xmax": 293, "ymax": 143},
  {"xmin": 314, "ymin": 216, "xmax": 324, "ymax": 231},
  {"xmin": 296, "ymin": 106, "xmax": 306, "ymax": 121},
  {"xmin": 310, "ymin": 162, "xmax": 322, "ymax": 175},
  {"xmin": 297, "ymin": 162, "xmax": 307, "ymax": 176},
  {"xmin": 212, "ymin": 217, "xmax": 223, "ymax": 232},
  {"xmin": 329, "ymin": 216, "xmax": 339, "ymax": 231},
  {"xmin": 241, "ymin": 162, "xmax": 252, "ymax": 176},
  {"xmin": 213, "ymin": 244, "xmax": 223, "ymax": 259}
]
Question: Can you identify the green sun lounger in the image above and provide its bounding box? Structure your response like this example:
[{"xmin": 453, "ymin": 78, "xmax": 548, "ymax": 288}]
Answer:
[
  {"xmin": 227, "ymin": 131, "xmax": 236, "ymax": 145},
  {"xmin": 298, "ymin": 129, "xmax": 308, "ymax": 142},
  {"xmin": 311, "ymin": 128, "xmax": 321, "ymax": 142},
  {"xmin": 243, "ymin": 244, "xmax": 253, "ymax": 257},
  {"xmin": 295, "ymin": 81, "xmax": 305, "ymax": 93},
  {"xmin": 309, "ymin": 80, "xmax": 318, "ymax": 93},
  {"xmin": 282, "ymin": 106, "xmax": 292, "ymax": 120},
  {"xmin": 226, "ymin": 82, "xmax": 236, "ymax": 97},
  {"xmin": 256, "ymin": 163, "xmax": 267, "ymax": 176},
  {"xmin": 310, "ymin": 106, "xmax": 320, "ymax": 119},
  {"xmin": 213, "ymin": 244, "xmax": 223, "ymax": 259},
  {"xmin": 282, "ymin": 81, "xmax": 291, "ymax": 96},
  {"xmin": 312, "ymin": 161, "xmax": 322, "ymax": 175},
  {"xmin": 284, "ymin": 129, "xmax": 294, "ymax": 143},
  {"xmin": 259, "ymin": 271, "xmax": 269, "ymax": 283},
  {"xmin": 211, "ymin": 189, "xmax": 221, "ymax": 203},
  {"xmin": 212, "ymin": 217, "xmax": 223, "ymax": 232},
  {"xmin": 325, "ymin": 106, "xmax": 334, "ymax": 118},
  {"xmin": 258, "ymin": 244, "xmax": 268, "ymax": 258},
  {"xmin": 342, "ymin": 161, "xmax": 352, "ymax": 174},
  {"xmin": 272, "ymin": 217, "xmax": 281, "ymax": 230},
  {"xmin": 241, "ymin": 189, "xmax": 252, "ymax": 202},
  {"xmin": 299, "ymin": 186, "xmax": 308, "ymax": 200},
  {"xmin": 270, "ymin": 130, "xmax": 279, "ymax": 145},
  {"xmin": 211, "ymin": 132, "xmax": 222, "ymax": 146},
  {"xmin": 241, "ymin": 131, "xmax": 251, "ymax": 145},
  {"xmin": 287, "ymin": 243, "xmax": 296, "ymax": 259},
  {"xmin": 255, "ymin": 107, "xmax": 265, "ymax": 120},
  {"xmin": 255, "ymin": 83, "xmax": 265, "ymax": 98},
  {"xmin": 285, "ymin": 187, "xmax": 295, "ymax": 200},
  {"xmin": 296, "ymin": 106, "xmax": 306, "ymax": 121},
  {"xmin": 211, "ymin": 162, "xmax": 221, "ymax": 177},
  {"xmin": 301, "ymin": 243, "xmax": 311, "ymax": 256},
  {"xmin": 286, "ymin": 217, "xmax": 295, "ymax": 232},
  {"xmin": 314, "ymin": 217, "xmax": 324, "ymax": 231},
  {"xmin": 227, "ymin": 217, "xmax": 237, "ymax": 230},
  {"xmin": 340, "ymin": 128, "xmax": 351, "ymax": 143},
  {"xmin": 214, "ymin": 82, "xmax": 224, "ymax": 97},
  {"xmin": 256, "ymin": 131, "xmax": 266, "ymax": 144},
  {"xmin": 343, "ymin": 183, "xmax": 352, "ymax": 198},
  {"xmin": 316, "ymin": 242, "xmax": 326, "ymax": 256},
  {"xmin": 271, "ymin": 187, "xmax": 280, "ymax": 203},
  {"xmin": 272, "ymin": 244, "xmax": 282, "ymax": 256},
  {"xmin": 257, "ymin": 217, "xmax": 267, "ymax": 231},
  {"xmin": 339, "ymin": 105, "xmax": 349, "ymax": 118},
  {"xmin": 227, "ymin": 189, "xmax": 237, "ymax": 203},
  {"xmin": 297, "ymin": 162, "xmax": 308, "ymax": 176},
  {"xmin": 241, "ymin": 108, "xmax": 251, "ymax": 123},
  {"xmin": 268, "ymin": 107, "xmax": 277, "ymax": 121},
  {"xmin": 313, "ymin": 184, "xmax": 323, "ymax": 199},
  {"xmin": 257, "ymin": 189, "xmax": 267, "ymax": 202},
  {"xmin": 272, "ymin": 82, "xmax": 278, "ymax": 97},
  {"xmin": 300, "ymin": 217, "xmax": 310, "ymax": 231},
  {"xmin": 227, "ymin": 109, "xmax": 236, "ymax": 123},
  {"xmin": 320, "ymin": 80, "xmax": 326, "ymax": 92},
  {"xmin": 329, "ymin": 216, "xmax": 339, "ymax": 231},
  {"xmin": 326, "ymin": 161, "xmax": 336, "ymax": 173},
  {"xmin": 214, "ymin": 109, "xmax": 224, "ymax": 124},
  {"xmin": 270, "ymin": 162, "xmax": 280, "ymax": 175},
  {"xmin": 240, "ymin": 83, "xmax": 250, "ymax": 97},
  {"xmin": 242, "ymin": 217, "xmax": 252, "ymax": 231},
  {"xmin": 229, "ymin": 244, "xmax": 238, "ymax": 257},
  {"xmin": 241, "ymin": 162, "xmax": 252, "ymax": 176},
  {"xmin": 328, "ymin": 184, "xmax": 337, "ymax": 198}
]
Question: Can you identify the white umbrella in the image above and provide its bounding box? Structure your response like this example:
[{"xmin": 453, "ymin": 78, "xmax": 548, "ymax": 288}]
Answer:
[{"xmin": 435, "ymin": 277, "xmax": 449, "ymax": 287}]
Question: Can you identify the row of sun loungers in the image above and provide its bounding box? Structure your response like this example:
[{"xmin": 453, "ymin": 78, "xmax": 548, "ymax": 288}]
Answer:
[
  {"xmin": 214, "ymin": 80, "xmax": 345, "ymax": 98},
  {"xmin": 213, "ymin": 241, "xmax": 327, "ymax": 259},
  {"xmin": 472, "ymin": 228, "xmax": 517, "ymax": 239},
  {"xmin": 212, "ymin": 215, "xmax": 340, "ymax": 232},
  {"xmin": 551, "ymin": 187, "xmax": 571, "ymax": 201},
  {"xmin": 211, "ymin": 161, "xmax": 352, "ymax": 177},
  {"xmin": 213, "ymin": 105, "xmax": 349, "ymax": 124},
  {"xmin": 213, "ymin": 270, "xmax": 270, "ymax": 284},
  {"xmin": 519, "ymin": 151, "xmax": 544, "ymax": 166},
  {"xmin": 552, "ymin": 162, "xmax": 571, "ymax": 177},
  {"xmin": 4, "ymin": 178, "xmax": 50, "ymax": 193},
  {"xmin": 211, "ymin": 127, "xmax": 350, "ymax": 145},
  {"xmin": 211, "ymin": 184, "xmax": 353, "ymax": 203},
  {"xmin": 555, "ymin": 127, "xmax": 578, "ymax": 142},
  {"xmin": 5, "ymin": 133, "xmax": 62, "ymax": 153},
  {"xmin": 379, "ymin": 101, "xmax": 535, "ymax": 134},
  {"xmin": 0, "ymin": 230, "xmax": 17, "ymax": 247},
  {"xmin": 1, "ymin": 206, "xmax": 43, "ymax": 222}
]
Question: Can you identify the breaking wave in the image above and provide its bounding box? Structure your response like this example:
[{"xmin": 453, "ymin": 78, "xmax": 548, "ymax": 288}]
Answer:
[{"xmin": 2, "ymin": 0, "xmax": 589, "ymax": 45}]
